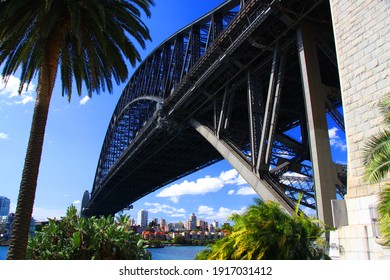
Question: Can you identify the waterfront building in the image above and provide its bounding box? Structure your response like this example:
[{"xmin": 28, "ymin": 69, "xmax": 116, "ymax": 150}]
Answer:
[
  {"xmin": 190, "ymin": 231, "xmax": 198, "ymax": 239},
  {"xmin": 142, "ymin": 230, "xmax": 166, "ymax": 241},
  {"xmin": 197, "ymin": 231, "xmax": 205, "ymax": 240},
  {"xmin": 137, "ymin": 209, "xmax": 148, "ymax": 227},
  {"xmin": 0, "ymin": 196, "xmax": 10, "ymax": 217},
  {"xmin": 196, "ymin": 220, "xmax": 208, "ymax": 232}
]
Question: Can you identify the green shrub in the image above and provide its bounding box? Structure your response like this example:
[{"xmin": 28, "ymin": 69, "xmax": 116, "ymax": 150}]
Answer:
[{"xmin": 27, "ymin": 205, "xmax": 151, "ymax": 260}]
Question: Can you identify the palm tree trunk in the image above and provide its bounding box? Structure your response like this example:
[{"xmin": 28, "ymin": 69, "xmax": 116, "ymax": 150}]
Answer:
[
  {"xmin": 7, "ymin": 86, "xmax": 51, "ymax": 260},
  {"xmin": 7, "ymin": 34, "xmax": 61, "ymax": 260}
]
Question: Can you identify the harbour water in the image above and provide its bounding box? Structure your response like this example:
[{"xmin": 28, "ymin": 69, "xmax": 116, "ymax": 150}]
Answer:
[
  {"xmin": 147, "ymin": 245, "xmax": 207, "ymax": 260},
  {"xmin": 0, "ymin": 245, "xmax": 207, "ymax": 260},
  {"xmin": 0, "ymin": 246, "xmax": 8, "ymax": 260}
]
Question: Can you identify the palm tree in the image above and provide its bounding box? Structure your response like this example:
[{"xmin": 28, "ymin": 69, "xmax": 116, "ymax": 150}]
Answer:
[
  {"xmin": 0, "ymin": 0, "xmax": 154, "ymax": 259},
  {"xmin": 363, "ymin": 95, "xmax": 390, "ymax": 245},
  {"xmin": 196, "ymin": 198, "xmax": 330, "ymax": 260}
]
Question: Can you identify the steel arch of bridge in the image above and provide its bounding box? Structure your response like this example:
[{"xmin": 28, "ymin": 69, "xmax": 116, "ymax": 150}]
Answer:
[
  {"xmin": 91, "ymin": 0, "xmax": 241, "ymax": 198},
  {"xmin": 84, "ymin": 0, "xmax": 346, "ymax": 225}
]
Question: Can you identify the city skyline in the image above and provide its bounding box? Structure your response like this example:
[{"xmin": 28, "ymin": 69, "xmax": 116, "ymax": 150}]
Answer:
[
  {"xmin": 0, "ymin": 0, "xmax": 347, "ymax": 224},
  {"xmin": 136, "ymin": 209, "xmax": 222, "ymax": 232}
]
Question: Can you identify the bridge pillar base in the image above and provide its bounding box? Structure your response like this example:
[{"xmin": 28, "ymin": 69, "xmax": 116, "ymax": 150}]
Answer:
[{"xmin": 297, "ymin": 24, "xmax": 336, "ymax": 228}]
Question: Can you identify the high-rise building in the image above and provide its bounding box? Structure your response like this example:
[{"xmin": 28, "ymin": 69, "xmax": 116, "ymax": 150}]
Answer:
[
  {"xmin": 137, "ymin": 209, "xmax": 148, "ymax": 227},
  {"xmin": 187, "ymin": 213, "xmax": 197, "ymax": 230},
  {"xmin": 0, "ymin": 196, "xmax": 10, "ymax": 216}
]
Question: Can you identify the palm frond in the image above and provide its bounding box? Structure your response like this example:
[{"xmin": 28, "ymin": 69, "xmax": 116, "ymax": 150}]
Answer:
[
  {"xmin": 379, "ymin": 96, "xmax": 390, "ymax": 126},
  {"xmin": 363, "ymin": 130, "xmax": 390, "ymax": 183},
  {"xmin": 378, "ymin": 185, "xmax": 390, "ymax": 245},
  {"xmin": 0, "ymin": 0, "xmax": 154, "ymax": 98}
]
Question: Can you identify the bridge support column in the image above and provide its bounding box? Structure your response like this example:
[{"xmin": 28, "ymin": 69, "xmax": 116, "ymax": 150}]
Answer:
[
  {"xmin": 297, "ymin": 25, "xmax": 336, "ymax": 228},
  {"xmin": 190, "ymin": 118, "xmax": 295, "ymax": 215}
]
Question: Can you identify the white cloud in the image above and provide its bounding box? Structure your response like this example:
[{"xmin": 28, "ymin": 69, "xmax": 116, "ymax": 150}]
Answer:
[
  {"xmin": 219, "ymin": 169, "xmax": 238, "ymax": 182},
  {"xmin": 282, "ymin": 171, "xmax": 309, "ymax": 178},
  {"xmin": 227, "ymin": 190, "xmax": 235, "ymax": 195},
  {"xmin": 72, "ymin": 200, "xmax": 81, "ymax": 205},
  {"xmin": 197, "ymin": 205, "xmax": 247, "ymax": 221},
  {"xmin": 80, "ymin": 96, "xmax": 90, "ymax": 105},
  {"xmin": 156, "ymin": 169, "xmax": 248, "ymax": 199},
  {"xmin": 157, "ymin": 176, "xmax": 224, "ymax": 198},
  {"xmin": 329, "ymin": 127, "xmax": 347, "ymax": 151},
  {"xmin": 176, "ymin": 208, "xmax": 187, "ymax": 213},
  {"xmin": 0, "ymin": 75, "xmax": 35, "ymax": 105},
  {"xmin": 15, "ymin": 95, "xmax": 35, "ymax": 105},
  {"xmin": 328, "ymin": 127, "xmax": 338, "ymax": 139},
  {"xmin": 0, "ymin": 132, "xmax": 9, "ymax": 140},
  {"xmin": 198, "ymin": 205, "xmax": 214, "ymax": 215},
  {"xmin": 236, "ymin": 186, "xmax": 256, "ymax": 195},
  {"xmin": 169, "ymin": 196, "xmax": 180, "ymax": 204},
  {"xmin": 220, "ymin": 169, "xmax": 247, "ymax": 185},
  {"xmin": 170, "ymin": 213, "xmax": 186, "ymax": 218},
  {"xmin": 144, "ymin": 202, "xmax": 187, "ymax": 217}
]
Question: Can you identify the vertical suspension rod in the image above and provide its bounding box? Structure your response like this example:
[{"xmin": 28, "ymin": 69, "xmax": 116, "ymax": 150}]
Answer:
[
  {"xmin": 217, "ymin": 86, "xmax": 229, "ymax": 137},
  {"xmin": 247, "ymin": 71, "xmax": 263, "ymax": 169},
  {"xmin": 265, "ymin": 51, "xmax": 286, "ymax": 165},
  {"xmin": 256, "ymin": 46, "xmax": 280, "ymax": 172}
]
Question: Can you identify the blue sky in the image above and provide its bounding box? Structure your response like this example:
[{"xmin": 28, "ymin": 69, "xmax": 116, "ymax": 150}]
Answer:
[{"xmin": 0, "ymin": 0, "xmax": 347, "ymax": 225}]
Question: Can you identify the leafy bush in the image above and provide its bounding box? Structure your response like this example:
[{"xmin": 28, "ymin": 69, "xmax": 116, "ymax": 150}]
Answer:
[
  {"xmin": 27, "ymin": 205, "xmax": 151, "ymax": 260},
  {"xmin": 196, "ymin": 199, "xmax": 330, "ymax": 260}
]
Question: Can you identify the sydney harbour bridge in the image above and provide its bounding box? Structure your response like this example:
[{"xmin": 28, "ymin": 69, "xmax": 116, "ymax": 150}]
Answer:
[{"xmin": 82, "ymin": 0, "xmax": 346, "ymax": 227}]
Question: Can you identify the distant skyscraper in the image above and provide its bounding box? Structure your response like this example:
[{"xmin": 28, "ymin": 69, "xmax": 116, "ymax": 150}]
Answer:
[
  {"xmin": 188, "ymin": 213, "xmax": 197, "ymax": 230},
  {"xmin": 0, "ymin": 196, "xmax": 10, "ymax": 216},
  {"xmin": 138, "ymin": 209, "xmax": 148, "ymax": 227}
]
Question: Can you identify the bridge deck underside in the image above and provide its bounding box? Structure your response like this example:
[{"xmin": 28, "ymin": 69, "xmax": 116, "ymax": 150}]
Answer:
[{"xmin": 84, "ymin": 127, "xmax": 222, "ymax": 216}]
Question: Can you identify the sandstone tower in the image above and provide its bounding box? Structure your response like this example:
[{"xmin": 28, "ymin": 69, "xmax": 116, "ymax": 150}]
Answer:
[{"xmin": 330, "ymin": 0, "xmax": 390, "ymax": 259}]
